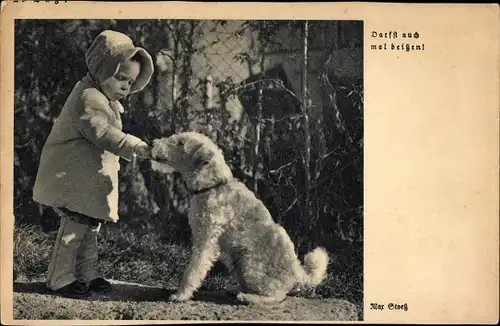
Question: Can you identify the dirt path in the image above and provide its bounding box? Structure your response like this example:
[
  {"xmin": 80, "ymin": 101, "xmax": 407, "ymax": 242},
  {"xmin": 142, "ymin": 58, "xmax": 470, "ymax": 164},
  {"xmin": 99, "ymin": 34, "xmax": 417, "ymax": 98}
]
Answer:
[{"xmin": 13, "ymin": 280, "xmax": 359, "ymax": 321}]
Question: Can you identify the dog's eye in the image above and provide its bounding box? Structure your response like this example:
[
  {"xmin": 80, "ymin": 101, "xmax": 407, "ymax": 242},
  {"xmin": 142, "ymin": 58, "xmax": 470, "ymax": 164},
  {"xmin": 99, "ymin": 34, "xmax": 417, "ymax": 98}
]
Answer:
[{"xmin": 178, "ymin": 139, "xmax": 185, "ymax": 146}]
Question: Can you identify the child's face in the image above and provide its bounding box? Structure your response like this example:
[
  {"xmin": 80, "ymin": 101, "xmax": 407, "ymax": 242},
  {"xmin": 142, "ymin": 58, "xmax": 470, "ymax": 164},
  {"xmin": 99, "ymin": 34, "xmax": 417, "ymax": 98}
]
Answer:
[{"xmin": 100, "ymin": 59, "xmax": 140, "ymax": 101}]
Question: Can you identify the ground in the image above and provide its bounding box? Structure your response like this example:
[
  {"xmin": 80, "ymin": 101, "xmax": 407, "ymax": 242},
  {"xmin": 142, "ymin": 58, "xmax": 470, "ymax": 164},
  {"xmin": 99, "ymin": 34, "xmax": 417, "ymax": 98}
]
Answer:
[
  {"xmin": 13, "ymin": 279, "xmax": 359, "ymax": 321},
  {"xmin": 13, "ymin": 223, "xmax": 362, "ymax": 321}
]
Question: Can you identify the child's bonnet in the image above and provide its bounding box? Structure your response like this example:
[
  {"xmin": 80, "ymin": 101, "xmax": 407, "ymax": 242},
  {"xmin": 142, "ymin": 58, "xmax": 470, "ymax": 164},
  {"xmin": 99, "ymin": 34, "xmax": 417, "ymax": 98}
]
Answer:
[{"xmin": 85, "ymin": 30, "xmax": 154, "ymax": 93}]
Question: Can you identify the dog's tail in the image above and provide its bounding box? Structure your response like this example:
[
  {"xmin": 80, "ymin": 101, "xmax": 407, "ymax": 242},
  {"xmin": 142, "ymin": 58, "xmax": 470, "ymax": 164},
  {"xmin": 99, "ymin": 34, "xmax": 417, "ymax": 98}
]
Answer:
[{"xmin": 302, "ymin": 247, "xmax": 329, "ymax": 287}]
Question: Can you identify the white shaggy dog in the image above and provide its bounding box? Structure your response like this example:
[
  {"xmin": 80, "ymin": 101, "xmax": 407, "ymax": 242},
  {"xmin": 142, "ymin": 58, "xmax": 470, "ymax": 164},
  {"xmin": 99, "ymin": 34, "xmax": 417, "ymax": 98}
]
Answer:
[{"xmin": 150, "ymin": 131, "xmax": 329, "ymax": 305}]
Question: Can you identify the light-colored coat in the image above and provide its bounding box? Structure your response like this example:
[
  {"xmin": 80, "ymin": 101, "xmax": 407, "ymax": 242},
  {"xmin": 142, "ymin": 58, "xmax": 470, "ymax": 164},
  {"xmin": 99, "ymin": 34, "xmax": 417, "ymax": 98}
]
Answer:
[
  {"xmin": 33, "ymin": 30, "xmax": 154, "ymax": 223},
  {"xmin": 32, "ymin": 74, "xmax": 142, "ymax": 222}
]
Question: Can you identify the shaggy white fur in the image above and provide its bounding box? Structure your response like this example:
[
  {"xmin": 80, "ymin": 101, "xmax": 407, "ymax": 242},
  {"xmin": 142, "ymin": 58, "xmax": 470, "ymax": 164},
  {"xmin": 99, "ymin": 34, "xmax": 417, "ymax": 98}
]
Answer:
[{"xmin": 151, "ymin": 131, "xmax": 329, "ymax": 305}]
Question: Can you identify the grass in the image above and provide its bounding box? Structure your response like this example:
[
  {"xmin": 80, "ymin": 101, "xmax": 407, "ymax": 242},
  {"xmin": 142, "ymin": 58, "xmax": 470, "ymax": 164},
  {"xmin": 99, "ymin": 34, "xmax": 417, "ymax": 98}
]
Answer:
[
  {"xmin": 13, "ymin": 223, "xmax": 53, "ymax": 282},
  {"xmin": 13, "ymin": 221, "xmax": 363, "ymax": 317}
]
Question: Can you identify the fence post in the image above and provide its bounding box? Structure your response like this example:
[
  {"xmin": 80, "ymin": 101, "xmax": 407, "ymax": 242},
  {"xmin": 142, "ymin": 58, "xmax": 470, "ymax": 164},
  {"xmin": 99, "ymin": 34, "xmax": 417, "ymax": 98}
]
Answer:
[
  {"xmin": 203, "ymin": 75, "xmax": 215, "ymax": 139},
  {"xmin": 301, "ymin": 20, "xmax": 311, "ymax": 225},
  {"xmin": 204, "ymin": 74, "xmax": 213, "ymax": 110},
  {"xmin": 217, "ymin": 83, "xmax": 227, "ymax": 142},
  {"xmin": 253, "ymin": 85, "xmax": 263, "ymax": 193},
  {"xmin": 171, "ymin": 44, "xmax": 178, "ymax": 133}
]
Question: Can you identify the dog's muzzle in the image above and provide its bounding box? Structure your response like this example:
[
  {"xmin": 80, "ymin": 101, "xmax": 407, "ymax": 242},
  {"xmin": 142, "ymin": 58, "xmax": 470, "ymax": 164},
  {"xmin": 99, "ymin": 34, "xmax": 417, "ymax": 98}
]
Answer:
[{"xmin": 150, "ymin": 159, "xmax": 176, "ymax": 173}]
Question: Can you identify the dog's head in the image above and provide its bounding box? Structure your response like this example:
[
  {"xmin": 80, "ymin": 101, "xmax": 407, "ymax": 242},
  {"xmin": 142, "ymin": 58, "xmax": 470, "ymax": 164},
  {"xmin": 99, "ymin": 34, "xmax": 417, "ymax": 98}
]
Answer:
[{"xmin": 151, "ymin": 131, "xmax": 233, "ymax": 191}]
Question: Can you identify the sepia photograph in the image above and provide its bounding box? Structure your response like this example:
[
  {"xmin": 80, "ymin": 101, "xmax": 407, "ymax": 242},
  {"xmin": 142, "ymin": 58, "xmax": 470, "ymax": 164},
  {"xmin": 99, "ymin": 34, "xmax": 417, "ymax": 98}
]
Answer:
[
  {"xmin": 12, "ymin": 18, "xmax": 364, "ymax": 321},
  {"xmin": 2, "ymin": 2, "xmax": 498, "ymax": 325}
]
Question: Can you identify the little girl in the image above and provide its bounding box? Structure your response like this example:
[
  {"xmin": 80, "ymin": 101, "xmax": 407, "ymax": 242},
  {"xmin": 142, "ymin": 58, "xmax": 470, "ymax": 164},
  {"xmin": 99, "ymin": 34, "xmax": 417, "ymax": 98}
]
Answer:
[{"xmin": 33, "ymin": 30, "xmax": 155, "ymax": 298}]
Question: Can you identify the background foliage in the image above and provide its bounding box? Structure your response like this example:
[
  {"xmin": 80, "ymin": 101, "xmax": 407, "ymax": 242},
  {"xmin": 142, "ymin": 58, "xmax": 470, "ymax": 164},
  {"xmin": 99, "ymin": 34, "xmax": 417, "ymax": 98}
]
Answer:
[{"xmin": 14, "ymin": 19, "xmax": 363, "ymax": 315}]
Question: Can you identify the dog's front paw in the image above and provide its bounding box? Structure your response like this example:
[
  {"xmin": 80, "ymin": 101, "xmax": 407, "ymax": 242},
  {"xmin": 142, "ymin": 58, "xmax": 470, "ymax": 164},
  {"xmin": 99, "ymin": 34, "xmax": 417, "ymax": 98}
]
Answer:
[{"xmin": 169, "ymin": 291, "xmax": 192, "ymax": 302}]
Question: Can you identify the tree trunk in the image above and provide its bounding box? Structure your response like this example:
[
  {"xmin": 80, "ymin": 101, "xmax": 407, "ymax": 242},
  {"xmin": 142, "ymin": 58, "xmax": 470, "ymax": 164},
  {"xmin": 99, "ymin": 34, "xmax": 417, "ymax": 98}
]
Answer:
[
  {"xmin": 171, "ymin": 37, "xmax": 179, "ymax": 133},
  {"xmin": 301, "ymin": 21, "xmax": 311, "ymax": 221}
]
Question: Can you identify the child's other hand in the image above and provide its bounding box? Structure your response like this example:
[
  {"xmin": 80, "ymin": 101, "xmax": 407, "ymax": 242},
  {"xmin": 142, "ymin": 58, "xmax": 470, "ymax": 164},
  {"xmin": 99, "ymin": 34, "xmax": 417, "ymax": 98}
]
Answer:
[{"xmin": 134, "ymin": 141, "xmax": 151, "ymax": 159}]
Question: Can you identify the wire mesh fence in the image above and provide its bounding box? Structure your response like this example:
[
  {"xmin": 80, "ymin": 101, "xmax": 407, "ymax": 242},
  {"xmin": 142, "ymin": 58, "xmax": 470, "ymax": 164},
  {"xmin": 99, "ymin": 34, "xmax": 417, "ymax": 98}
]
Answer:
[{"xmin": 147, "ymin": 19, "xmax": 364, "ymax": 250}]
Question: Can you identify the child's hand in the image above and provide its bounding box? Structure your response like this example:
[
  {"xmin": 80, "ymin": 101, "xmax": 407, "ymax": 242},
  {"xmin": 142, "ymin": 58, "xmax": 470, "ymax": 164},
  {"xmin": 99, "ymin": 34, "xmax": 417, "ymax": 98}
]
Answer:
[{"xmin": 134, "ymin": 141, "xmax": 151, "ymax": 159}]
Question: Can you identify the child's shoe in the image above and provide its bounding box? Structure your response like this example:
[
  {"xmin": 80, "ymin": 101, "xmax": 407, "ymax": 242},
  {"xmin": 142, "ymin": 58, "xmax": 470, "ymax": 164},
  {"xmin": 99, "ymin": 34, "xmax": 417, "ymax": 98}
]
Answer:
[
  {"xmin": 89, "ymin": 277, "xmax": 112, "ymax": 292},
  {"xmin": 48, "ymin": 280, "xmax": 90, "ymax": 299}
]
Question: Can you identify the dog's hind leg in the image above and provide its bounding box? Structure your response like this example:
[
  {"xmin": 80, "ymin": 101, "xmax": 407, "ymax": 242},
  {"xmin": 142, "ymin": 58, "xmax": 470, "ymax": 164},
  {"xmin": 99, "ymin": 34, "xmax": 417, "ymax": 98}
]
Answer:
[
  {"xmin": 220, "ymin": 252, "xmax": 248, "ymax": 296},
  {"xmin": 236, "ymin": 291, "xmax": 287, "ymax": 305}
]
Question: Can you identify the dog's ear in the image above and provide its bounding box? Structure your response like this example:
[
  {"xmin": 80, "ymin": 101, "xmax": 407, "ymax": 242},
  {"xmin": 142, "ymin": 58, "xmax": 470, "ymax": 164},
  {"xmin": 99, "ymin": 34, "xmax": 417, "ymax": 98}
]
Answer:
[{"xmin": 191, "ymin": 143, "xmax": 214, "ymax": 169}]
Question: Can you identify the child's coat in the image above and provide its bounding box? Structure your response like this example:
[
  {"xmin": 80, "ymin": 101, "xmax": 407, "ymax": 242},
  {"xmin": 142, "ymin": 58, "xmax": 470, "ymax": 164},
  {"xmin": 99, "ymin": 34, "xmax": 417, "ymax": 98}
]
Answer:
[{"xmin": 33, "ymin": 30, "xmax": 154, "ymax": 223}]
